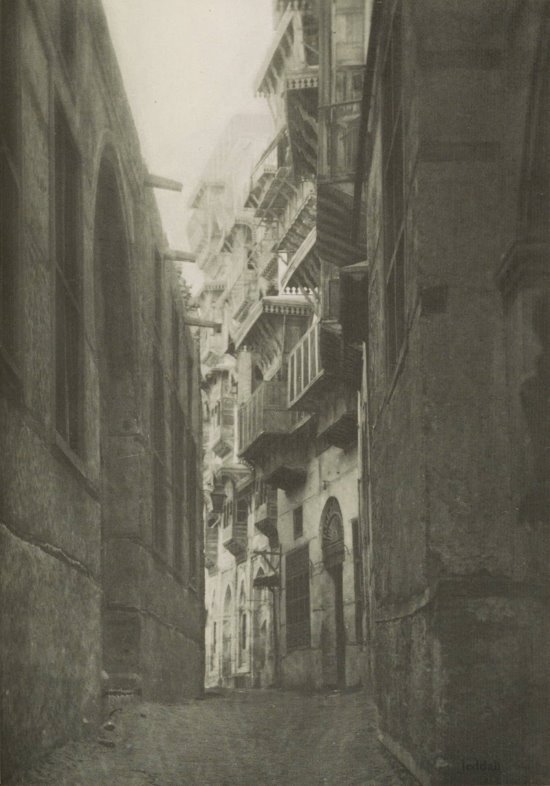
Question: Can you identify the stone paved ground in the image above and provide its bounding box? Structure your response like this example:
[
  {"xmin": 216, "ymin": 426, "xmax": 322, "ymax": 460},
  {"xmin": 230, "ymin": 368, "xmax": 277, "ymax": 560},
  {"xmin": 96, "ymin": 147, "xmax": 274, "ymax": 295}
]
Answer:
[{"xmin": 13, "ymin": 689, "xmax": 418, "ymax": 786}]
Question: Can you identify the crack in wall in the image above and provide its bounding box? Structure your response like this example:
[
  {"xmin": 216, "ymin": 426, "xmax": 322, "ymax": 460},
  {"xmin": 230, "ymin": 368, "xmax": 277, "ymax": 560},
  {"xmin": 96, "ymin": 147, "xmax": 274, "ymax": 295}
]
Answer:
[
  {"xmin": 106, "ymin": 601, "xmax": 203, "ymax": 646},
  {"xmin": 0, "ymin": 520, "xmax": 100, "ymax": 587}
]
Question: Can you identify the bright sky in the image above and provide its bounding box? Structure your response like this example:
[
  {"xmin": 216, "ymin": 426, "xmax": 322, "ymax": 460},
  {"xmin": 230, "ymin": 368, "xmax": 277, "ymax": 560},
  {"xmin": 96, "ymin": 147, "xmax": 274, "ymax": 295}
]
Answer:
[{"xmin": 103, "ymin": 0, "xmax": 274, "ymax": 258}]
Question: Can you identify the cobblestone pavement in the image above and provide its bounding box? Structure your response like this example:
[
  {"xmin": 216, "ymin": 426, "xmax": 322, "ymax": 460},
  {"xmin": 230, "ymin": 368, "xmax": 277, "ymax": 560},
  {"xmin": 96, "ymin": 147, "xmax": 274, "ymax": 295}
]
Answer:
[{"xmin": 13, "ymin": 689, "xmax": 418, "ymax": 786}]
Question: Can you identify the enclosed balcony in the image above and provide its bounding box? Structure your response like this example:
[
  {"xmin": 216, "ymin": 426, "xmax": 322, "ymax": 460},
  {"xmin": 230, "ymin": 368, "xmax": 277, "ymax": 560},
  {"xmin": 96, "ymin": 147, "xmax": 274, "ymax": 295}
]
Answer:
[
  {"xmin": 238, "ymin": 377, "xmax": 310, "ymax": 462},
  {"xmin": 221, "ymin": 497, "xmax": 248, "ymax": 561},
  {"xmin": 288, "ymin": 320, "xmax": 340, "ymax": 409},
  {"xmin": 288, "ymin": 319, "xmax": 361, "ymax": 409},
  {"xmin": 254, "ymin": 480, "xmax": 278, "ymax": 542},
  {"xmin": 209, "ymin": 397, "xmax": 235, "ymax": 458},
  {"xmin": 319, "ymin": 100, "xmax": 361, "ymax": 182}
]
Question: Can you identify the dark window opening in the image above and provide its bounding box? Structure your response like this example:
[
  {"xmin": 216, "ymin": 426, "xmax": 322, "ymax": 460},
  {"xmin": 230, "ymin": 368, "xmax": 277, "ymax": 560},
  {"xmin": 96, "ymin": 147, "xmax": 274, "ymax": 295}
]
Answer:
[
  {"xmin": 286, "ymin": 545, "xmax": 311, "ymax": 651},
  {"xmin": 239, "ymin": 610, "xmax": 247, "ymax": 665},
  {"xmin": 55, "ymin": 106, "xmax": 82, "ymax": 453},
  {"xmin": 236, "ymin": 496, "xmax": 248, "ymax": 527},
  {"xmin": 293, "ymin": 505, "xmax": 303, "ymax": 539},
  {"xmin": 382, "ymin": 5, "xmax": 405, "ymax": 377}
]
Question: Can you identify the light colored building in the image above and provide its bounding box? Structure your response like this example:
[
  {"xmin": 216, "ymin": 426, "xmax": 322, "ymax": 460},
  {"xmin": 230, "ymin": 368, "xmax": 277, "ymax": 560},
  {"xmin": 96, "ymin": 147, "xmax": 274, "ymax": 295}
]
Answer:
[
  {"xmin": 237, "ymin": 0, "xmax": 367, "ymax": 691},
  {"xmin": 192, "ymin": 2, "xmax": 367, "ymax": 693},
  {"xmin": 188, "ymin": 114, "xmax": 280, "ymax": 689}
]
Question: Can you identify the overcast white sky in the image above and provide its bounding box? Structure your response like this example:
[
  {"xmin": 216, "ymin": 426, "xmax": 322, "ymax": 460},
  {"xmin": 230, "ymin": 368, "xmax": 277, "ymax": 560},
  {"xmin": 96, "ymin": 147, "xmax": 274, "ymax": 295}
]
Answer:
[{"xmin": 103, "ymin": 0, "xmax": 273, "ymax": 257}]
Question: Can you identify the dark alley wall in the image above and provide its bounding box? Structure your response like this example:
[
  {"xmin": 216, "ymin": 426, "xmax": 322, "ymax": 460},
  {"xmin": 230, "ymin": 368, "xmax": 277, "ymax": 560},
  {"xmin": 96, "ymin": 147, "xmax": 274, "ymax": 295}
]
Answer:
[{"xmin": 0, "ymin": 1, "xmax": 204, "ymax": 780}]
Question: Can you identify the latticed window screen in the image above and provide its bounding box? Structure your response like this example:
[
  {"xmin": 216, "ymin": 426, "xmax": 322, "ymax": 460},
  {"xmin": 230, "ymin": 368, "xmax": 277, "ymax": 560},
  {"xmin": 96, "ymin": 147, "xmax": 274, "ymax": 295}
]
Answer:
[
  {"xmin": 286, "ymin": 545, "xmax": 311, "ymax": 650},
  {"xmin": 55, "ymin": 106, "xmax": 82, "ymax": 453},
  {"xmin": 382, "ymin": 3, "xmax": 406, "ymax": 376}
]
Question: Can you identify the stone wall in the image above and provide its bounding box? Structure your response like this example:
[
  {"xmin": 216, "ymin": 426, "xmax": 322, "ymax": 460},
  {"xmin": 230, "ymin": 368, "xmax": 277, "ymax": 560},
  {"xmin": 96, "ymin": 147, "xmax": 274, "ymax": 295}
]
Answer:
[
  {"xmin": 0, "ymin": 1, "xmax": 204, "ymax": 780},
  {"xmin": 363, "ymin": 1, "xmax": 550, "ymax": 783}
]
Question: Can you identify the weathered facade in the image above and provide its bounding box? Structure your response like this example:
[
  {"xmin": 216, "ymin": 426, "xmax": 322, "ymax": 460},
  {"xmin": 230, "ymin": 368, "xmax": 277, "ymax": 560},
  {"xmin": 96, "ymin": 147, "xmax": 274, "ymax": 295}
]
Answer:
[
  {"xmin": 349, "ymin": 0, "xmax": 550, "ymax": 783},
  {"xmin": 242, "ymin": 0, "xmax": 366, "ymax": 692},
  {"xmin": 188, "ymin": 115, "xmax": 279, "ymax": 689},
  {"xmin": 0, "ymin": 1, "xmax": 204, "ymax": 780},
  {"xmin": 193, "ymin": 3, "xmax": 367, "ymax": 693}
]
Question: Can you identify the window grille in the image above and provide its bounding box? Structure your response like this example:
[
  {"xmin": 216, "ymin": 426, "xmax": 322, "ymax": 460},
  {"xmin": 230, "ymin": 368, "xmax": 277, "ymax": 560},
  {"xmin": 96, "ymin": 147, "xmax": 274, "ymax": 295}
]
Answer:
[{"xmin": 286, "ymin": 545, "xmax": 311, "ymax": 650}]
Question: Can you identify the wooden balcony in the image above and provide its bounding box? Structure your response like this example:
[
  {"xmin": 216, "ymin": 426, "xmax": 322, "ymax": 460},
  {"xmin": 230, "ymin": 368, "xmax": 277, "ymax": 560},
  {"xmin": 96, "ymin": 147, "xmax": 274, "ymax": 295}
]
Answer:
[
  {"xmin": 288, "ymin": 320, "xmax": 362, "ymax": 411},
  {"xmin": 317, "ymin": 387, "xmax": 358, "ymax": 450},
  {"xmin": 317, "ymin": 100, "xmax": 365, "ymax": 269},
  {"xmin": 254, "ymin": 483, "xmax": 278, "ymax": 542},
  {"xmin": 209, "ymin": 398, "xmax": 235, "ymax": 458},
  {"xmin": 222, "ymin": 497, "xmax": 248, "ymax": 561},
  {"xmin": 222, "ymin": 519, "xmax": 247, "ymax": 560},
  {"xmin": 238, "ymin": 377, "xmax": 310, "ymax": 462},
  {"xmin": 319, "ymin": 100, "xmax": 361, "ymax": 182}
]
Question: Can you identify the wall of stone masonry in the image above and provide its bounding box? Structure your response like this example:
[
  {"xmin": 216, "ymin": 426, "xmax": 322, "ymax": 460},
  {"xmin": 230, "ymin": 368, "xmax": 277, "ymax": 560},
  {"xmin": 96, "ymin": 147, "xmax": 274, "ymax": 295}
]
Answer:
[
  {"xmin": 363, "ymin": 1, "xmax": 550, "ymax": 783},
  {"xmin": 0, "ymin": 1, "xmax": 204, "ymax": 780}
]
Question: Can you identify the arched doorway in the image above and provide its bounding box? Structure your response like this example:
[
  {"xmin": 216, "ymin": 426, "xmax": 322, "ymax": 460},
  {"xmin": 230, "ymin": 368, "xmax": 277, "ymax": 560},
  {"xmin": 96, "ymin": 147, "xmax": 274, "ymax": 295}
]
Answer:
[
  {"xmin": 321, "ymin": 497, "xmax": 346, "ymax": 688},
  {"xmin": 222, "ymin": 585, "xmax": 233, "ymax": 680},
  {"xmin": 94, "ymin": 153, "xmax": 141, "ymax": 691}
]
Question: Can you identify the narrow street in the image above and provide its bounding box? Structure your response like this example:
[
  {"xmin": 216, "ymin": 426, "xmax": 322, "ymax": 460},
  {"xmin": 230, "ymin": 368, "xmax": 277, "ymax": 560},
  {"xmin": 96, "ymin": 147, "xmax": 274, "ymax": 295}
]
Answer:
[{"xmin": 14, "ymin": 689, "xmax": 416, "ymax": 786}]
